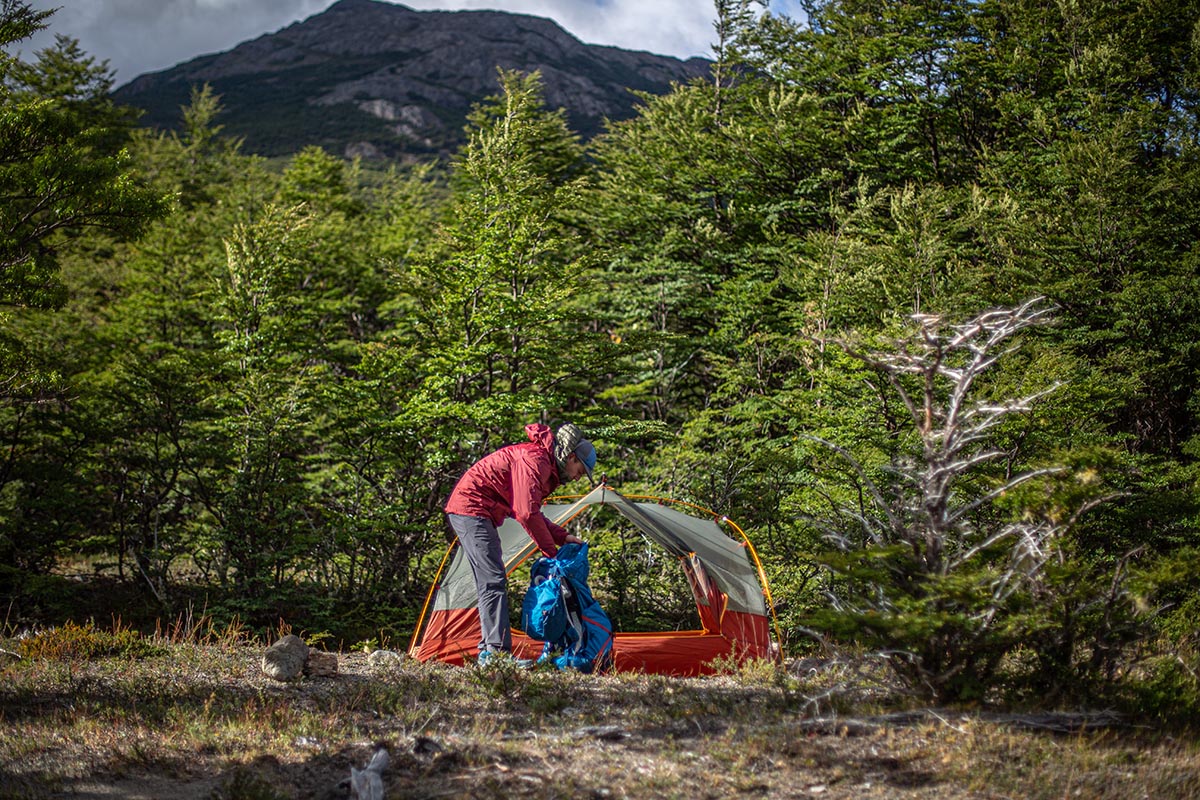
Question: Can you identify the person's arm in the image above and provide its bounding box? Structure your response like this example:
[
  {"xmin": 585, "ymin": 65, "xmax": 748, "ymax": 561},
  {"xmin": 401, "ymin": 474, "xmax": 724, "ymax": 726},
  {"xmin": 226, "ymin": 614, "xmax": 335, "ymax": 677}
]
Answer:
[{"xmin": 510, "ymin": 456, "xmax": 567, "ymax": 557}]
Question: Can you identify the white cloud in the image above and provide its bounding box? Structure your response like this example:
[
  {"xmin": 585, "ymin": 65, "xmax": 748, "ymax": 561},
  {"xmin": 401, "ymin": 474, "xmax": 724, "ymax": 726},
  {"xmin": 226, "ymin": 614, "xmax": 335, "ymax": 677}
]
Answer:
[{"xmin": 400, "ymin": 0, "xmax": 720, "ymax": 59}]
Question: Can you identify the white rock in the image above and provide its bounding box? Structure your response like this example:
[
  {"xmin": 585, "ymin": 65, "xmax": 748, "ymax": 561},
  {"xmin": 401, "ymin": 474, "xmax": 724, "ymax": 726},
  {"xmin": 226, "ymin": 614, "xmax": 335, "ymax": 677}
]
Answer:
[{"xmin": 262, "ymin": 634, "xmax": 309, "ymax": 681}]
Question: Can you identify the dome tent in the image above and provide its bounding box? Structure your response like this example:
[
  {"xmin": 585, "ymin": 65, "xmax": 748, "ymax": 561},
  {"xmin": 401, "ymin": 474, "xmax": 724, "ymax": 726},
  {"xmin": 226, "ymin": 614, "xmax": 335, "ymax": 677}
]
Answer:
[{"xmin": 408, "ymin": 483, "xmax": 779, "ymax": 675}]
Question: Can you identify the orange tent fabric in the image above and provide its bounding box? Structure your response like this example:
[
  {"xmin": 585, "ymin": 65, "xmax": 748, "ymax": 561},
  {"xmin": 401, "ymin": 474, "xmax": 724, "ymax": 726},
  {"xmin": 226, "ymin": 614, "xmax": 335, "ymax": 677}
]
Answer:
[{"xmin": 408, "ymin": 484, "xmax": 779, "ymax": 675}]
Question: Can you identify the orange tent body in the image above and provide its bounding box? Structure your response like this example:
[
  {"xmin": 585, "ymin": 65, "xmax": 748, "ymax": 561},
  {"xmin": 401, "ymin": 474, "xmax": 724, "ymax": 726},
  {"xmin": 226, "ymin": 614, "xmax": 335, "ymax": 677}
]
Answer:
[{"xmin": 408, "ymin": 484, "xmax": 779, "ymax": 676}]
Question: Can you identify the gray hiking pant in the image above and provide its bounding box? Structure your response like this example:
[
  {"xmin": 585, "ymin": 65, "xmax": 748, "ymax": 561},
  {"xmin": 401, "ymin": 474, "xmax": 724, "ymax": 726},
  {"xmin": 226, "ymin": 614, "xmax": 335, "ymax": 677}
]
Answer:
[{"xmin": 447, "ymin": 513, "xmax": 511, "ymax": 654}]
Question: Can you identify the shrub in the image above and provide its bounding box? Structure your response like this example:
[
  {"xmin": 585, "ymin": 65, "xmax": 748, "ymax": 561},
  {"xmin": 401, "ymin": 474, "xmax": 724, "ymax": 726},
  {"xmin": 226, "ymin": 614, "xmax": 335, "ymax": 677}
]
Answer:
[{"xmin": 17, "ymin": 620, "xmax": 164, "ymax": 661}]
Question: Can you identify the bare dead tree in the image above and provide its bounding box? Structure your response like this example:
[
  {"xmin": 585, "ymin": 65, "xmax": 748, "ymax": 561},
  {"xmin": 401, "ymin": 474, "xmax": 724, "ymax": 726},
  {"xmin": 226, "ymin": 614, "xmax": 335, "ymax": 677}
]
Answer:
[
  {"xmin": 808, "ymin": 298, "xmax": 1090, "ymax": 700},
  {"xmin": 817, "ymin": 297, "xmax": 1062, "ymax": 561}
]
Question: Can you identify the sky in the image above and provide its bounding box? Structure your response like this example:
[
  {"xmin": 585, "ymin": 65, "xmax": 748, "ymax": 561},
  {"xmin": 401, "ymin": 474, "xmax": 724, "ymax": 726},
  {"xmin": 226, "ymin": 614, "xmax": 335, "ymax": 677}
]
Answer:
[{"xmin": 15, "ymin": 0, "xmax": 806, "ymax": 87}]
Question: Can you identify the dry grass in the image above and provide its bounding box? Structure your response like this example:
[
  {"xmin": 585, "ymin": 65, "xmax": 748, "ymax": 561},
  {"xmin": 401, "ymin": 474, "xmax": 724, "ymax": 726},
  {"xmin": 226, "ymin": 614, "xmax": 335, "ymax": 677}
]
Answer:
[{"xmin": 0, "ymin": 630, "xmax": 1198, "ymax": 800}]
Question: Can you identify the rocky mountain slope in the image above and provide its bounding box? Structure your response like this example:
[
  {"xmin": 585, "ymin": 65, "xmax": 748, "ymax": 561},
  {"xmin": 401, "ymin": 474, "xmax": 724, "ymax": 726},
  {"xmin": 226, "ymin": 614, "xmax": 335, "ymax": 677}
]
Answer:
[{"xmin": 113, "ymin": 0, "xmax": 711, "ymax": 160}]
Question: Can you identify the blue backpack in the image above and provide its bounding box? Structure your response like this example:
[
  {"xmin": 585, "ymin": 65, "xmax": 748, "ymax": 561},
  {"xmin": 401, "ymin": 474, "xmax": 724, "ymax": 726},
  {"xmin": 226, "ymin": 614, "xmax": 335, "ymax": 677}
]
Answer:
[
  {"xmin": 521, "ymin": 558, "xmax": 568, "ymax": 642},
  {"xmin": 520, "ymin": 543, "xmax": 613, "ymax": 673}
]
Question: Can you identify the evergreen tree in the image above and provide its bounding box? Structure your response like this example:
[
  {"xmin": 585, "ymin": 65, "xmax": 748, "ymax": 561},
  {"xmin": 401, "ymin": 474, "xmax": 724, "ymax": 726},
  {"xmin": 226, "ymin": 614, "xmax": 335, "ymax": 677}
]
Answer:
[
  {"xmin": 199, "ymin": 205, "xmax": 328, "ymax": 596},
  {"xmin": 76, "ymin": 89, "xmax": 277, "ymax": 601},
  {"xmin": 0, "ymin": 2, "xmax": 166, "ymax": 575},
  {"xmin": 0, "ymin": 3, "xmax": 166, "ymax": 310},
  {"xmin": 396, "ymin": 69, "xmax": 604, "ymax": 454},
  {"xmin": 307, "ymin": 71, "xmax": 610, "ymax": 614}
]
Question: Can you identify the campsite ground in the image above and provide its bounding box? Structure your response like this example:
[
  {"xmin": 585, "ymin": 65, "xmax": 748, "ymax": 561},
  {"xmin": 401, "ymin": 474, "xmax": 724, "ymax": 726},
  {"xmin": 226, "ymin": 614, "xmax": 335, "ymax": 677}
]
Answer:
[{"xmin": 2, "ymin": 637, "xmax": 1199, "ymax": 800}]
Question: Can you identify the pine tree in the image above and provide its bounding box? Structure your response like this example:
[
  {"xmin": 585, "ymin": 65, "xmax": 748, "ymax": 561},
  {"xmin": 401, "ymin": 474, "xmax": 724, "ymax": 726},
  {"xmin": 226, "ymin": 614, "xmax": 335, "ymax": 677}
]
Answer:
[
  {"xmin": 0, "ymin": 4, "xmax": 166, "ymax": 310},
  {"xmin": 0, "ymin": 2, "xmax": 167, "ymax": 573}
]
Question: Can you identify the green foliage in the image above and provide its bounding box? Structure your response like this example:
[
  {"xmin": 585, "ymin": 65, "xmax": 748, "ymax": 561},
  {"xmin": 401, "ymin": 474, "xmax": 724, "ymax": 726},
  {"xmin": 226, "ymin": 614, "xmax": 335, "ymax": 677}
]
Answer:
[
  {"xmin": 0, "ymin": 3, "xmax": 169, "ymax": 576},
  {"xmin": 391, "ymin": 69, "xmax": 609, "ymax": 460},
  {"xmin": 6, "ymin": 0, "xmax": 1200, "ymax": 710},
  {"xmin": 0, "ymin": 4, "xmax": 167, "ymax": 310},
  {"xmin": 586, "ymin": 73, "xmax": 817, "ymax": 426},
  {"xmin": 462, "ymin": 69, "xmax": 585, "ymax": 188},
  {"xmin": 1125, "ymin": 651, "xmax": 1200, "ymax": 725},
  {"xmin": 203, "ymin": 205, "xmax": 327, "ymax": 595}
]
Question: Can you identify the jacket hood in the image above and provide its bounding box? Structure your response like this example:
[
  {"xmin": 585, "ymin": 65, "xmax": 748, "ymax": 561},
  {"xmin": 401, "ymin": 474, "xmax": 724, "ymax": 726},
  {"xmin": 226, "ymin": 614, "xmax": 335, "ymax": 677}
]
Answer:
[{"xmin": 525, "ymin": 422, "xmax": 555, "ymax": 454}]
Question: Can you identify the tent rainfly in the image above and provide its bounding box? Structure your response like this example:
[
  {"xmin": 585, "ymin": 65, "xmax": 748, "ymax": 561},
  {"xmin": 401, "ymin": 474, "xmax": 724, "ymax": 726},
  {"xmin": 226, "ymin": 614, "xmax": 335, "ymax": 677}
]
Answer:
[{"xmin": 407, "ymin": 483, "xmax": 779, "ymax": 675}]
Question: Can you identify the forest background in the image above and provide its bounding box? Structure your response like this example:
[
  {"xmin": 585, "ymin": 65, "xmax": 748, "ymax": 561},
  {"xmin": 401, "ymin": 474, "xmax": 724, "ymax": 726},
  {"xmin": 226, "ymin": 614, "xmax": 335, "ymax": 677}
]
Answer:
[{"xmin": 4, "ymin": 0, "xmax": 1200, "ymax": 714}]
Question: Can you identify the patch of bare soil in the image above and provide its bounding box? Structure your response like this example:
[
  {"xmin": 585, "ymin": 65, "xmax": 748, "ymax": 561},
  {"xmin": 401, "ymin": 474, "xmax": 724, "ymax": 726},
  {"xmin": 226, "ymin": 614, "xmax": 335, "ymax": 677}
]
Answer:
[{"xmin": 1, "ymin": 647, "xmax": 1198, "ymax": 800}]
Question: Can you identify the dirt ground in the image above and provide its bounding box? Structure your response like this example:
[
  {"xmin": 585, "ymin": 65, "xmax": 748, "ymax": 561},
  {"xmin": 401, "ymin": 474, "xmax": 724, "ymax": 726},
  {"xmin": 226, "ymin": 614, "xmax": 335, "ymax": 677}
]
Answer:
[{"xmin": 2, "ymin": 648, "xmax": 1198, "ymax": 800}]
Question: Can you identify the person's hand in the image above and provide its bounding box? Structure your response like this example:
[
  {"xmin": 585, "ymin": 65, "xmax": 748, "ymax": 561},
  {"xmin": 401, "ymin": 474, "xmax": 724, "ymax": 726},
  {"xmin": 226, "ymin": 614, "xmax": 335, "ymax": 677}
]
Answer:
[{"xmin": 564, "ymin": 534, "xmax": 585, "ymax": 545}]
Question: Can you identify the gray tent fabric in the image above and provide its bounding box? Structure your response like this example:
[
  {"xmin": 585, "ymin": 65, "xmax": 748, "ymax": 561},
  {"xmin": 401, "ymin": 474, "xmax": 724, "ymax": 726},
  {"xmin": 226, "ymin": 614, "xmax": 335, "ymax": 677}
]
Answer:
[
  {"xmin": 432, "ymin": 515, "xmax": 547, "ymax": 613},
  {"xmin": 608, "ymin": 500, "xmax": 767, "ymax": 615},
  {"xmin": 433, "ymin": 485, "xmax": 769, "ymax": 618}
]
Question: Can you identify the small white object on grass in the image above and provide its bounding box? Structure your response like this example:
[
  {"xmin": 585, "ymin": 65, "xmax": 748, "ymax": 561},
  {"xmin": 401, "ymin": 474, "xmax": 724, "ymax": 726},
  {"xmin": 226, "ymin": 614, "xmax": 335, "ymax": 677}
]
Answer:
[{"xmin": 350, "ymin": 748, "xmax": 389, "ymax": 800}]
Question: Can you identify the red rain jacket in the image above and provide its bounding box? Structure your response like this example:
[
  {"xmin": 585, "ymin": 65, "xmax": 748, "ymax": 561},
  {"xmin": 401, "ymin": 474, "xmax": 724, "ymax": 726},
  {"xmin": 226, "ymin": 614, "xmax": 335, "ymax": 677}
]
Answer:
[{"xmin": 444, "ymin": 423, "xmax": 568, "ymax": 557}]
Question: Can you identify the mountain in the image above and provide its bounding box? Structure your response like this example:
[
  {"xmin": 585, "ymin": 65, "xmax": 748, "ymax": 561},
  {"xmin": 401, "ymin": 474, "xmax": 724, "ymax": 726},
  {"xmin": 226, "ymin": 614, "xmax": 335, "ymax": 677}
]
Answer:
[{"xmin": 112, "ymin": 0, "xmax": 712, "ymax": 161}]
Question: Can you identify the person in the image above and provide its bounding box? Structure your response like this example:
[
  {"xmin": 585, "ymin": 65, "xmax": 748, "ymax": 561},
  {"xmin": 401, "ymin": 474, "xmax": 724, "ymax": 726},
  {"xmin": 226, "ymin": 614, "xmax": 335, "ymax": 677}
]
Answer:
[{"xmin": 444, "ymin": 422, "xmax": 597, "ymax": 663}]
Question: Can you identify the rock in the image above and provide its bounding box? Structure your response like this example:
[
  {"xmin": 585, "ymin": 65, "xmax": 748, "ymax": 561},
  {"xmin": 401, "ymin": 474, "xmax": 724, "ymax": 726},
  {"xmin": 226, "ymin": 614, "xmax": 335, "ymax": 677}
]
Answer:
[
  {"xmin": 345, "ymin": 141, "xmax": 385, "ymax": 160},
  {"xmin": 304, "ymin": 649, "xmax": 339, "ymax": 678},
  {"xmin": 262, "ymin": 634, "xmax": 309, "ymax": 681},
  {"xmin": 573, "ymin": 725, "xmax": 629, "ymax": 741}
]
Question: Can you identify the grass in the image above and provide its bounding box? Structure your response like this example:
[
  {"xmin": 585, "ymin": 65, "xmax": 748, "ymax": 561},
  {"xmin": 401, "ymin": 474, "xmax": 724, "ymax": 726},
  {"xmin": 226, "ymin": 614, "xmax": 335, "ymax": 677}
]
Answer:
[{"xmin": 1, "ymin": 624, "xmax": 1199, "ymax": 799}]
